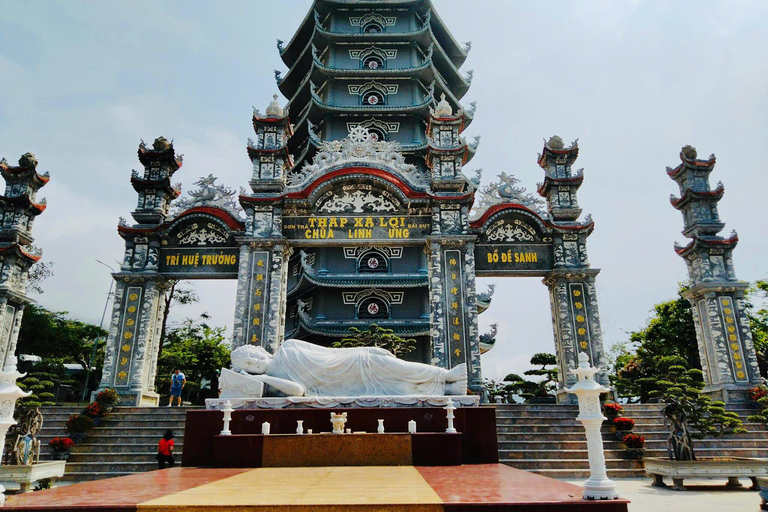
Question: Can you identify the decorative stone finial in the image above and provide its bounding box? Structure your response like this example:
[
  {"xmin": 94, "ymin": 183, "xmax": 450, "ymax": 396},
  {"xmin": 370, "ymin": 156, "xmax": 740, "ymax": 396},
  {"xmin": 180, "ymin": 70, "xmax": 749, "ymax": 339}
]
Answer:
[
  {"xmin": 152, "ymin": 137, "xmax": 171, "ymax": 151},
  {"xmin": 18, "ymin": 153, "xmax": 38, "ymax": 169},
  {"xmin": 266, "ymin": 94, "xmax": 284, "ymax": 117},
  {"xmin": 547, "ymin": 136, "xmax": 565, "ymax": 150},
  {"xmin": 434, "ymin": 93, "xmax": 452, "ymax": 117},
  {"xmin": 681, "ymin": 145, "xmax": 697, "ymax": 160}
]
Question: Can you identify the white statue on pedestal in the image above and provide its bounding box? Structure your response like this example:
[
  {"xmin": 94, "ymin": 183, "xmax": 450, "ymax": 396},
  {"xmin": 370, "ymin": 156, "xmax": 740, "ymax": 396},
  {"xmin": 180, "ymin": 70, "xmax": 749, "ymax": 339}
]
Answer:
[{"xmin": 226, "ymin": 339, "xmax": 467, "ymax": 397}]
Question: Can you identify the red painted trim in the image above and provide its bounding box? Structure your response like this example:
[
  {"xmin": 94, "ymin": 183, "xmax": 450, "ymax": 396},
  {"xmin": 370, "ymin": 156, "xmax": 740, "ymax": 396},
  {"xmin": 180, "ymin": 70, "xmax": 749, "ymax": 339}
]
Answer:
[
  {"xmin": 0, "ymin": 244, "xmax": 41, "ymax": 263},
  {"xmin": 675, "ymin": 234, "xmax": 738, "ymax": 255},
  {"xmin": 0, "ymin": 165, "xmax": 50, "ymax": 184},
  {"xmin": 469, "ymin": 203, "xmax": 593, "ymax": 232},
  {"xmin": 117, "ymin": 206, "xmax": 244, "ymax": 234},
  {"xmin": 239, "ymin": 167, "xmax": 475, "ymax": 203}
]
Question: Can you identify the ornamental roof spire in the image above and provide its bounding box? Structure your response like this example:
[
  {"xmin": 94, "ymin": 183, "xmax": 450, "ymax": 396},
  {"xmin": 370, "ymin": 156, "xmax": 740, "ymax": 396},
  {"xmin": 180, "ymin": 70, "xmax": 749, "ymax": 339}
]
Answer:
[
  {"xmin": 266, "ymin": 93, "xmax": 285, "ymax": 117},
  {"xmin": 434, "ymin": 93, "xmax": 452, "ymax": 117}
]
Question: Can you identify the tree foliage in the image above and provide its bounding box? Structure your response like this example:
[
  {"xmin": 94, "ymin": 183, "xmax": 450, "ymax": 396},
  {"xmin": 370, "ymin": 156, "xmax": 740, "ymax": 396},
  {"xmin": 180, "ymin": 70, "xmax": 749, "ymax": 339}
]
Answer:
[
  {"xmin": 27, "ymin": 261, "xmax": 53, "ymax": 295},
  {"xmin": 333, "ymin": 324, "xmax": 416, "ymax": 358},
  {"xmin": 17, "ymin": 304, "xmax": 107, "ymax": 371},
  {"xmin": 503, "ymin": 353, "xmax": 558, "ymax": 403},
  {"xmin": 611, "ymin": 288, "xmax": 699, "ymax": 402},
  {"xmin": 651, "ymin": 356, "xmax": 745, "ymax": 461},
  {"xmin": 155, "ymin": 318, "xmax": 230, "ymax": 404},
  {"xmin": 158, "ymin": 281, "xmax": 199, "ymax": 359},
  {"xmin": 746, "ymin": 279, "xmax": 768, "ymax": 377}
]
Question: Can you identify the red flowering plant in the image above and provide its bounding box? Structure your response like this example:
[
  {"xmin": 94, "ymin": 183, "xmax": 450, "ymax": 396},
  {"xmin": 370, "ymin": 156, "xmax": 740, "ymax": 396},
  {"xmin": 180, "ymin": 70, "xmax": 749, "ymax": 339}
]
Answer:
[
  {"xmin": 83, "ymin": 402, "xmax": 104, "ymax": 418},
  {"xmin": 747, "ymin": 386, "xmax": 768, "ymax": 402},
  {"xmin": 66, "ymin": 414, "xmax": 94, "ymax": 434},
  {"xmin": 603, "ymin": 403, "xmax": 623, "ymax": 418},
  {"xmin": 612, "ymin": 417, "xmax": 635, "ymax": 431},
  {"xmin": 96, "ymin": 388, "xmax": 119, "ymax": 408},
  {"xmin": 622, "ymin": 434, "xmax": 645, "ymax": 449},
  {"xmin": 49, "ymin": 437, "xmax": 75, "ymax": 452}
]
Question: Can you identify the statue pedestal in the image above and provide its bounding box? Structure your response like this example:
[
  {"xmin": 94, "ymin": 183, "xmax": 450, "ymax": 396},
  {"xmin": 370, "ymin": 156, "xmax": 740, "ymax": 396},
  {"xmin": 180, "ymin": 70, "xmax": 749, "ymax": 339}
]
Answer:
[{"xmin": 205, "ymin": 395, "xmax": 480, "ymax": 410}]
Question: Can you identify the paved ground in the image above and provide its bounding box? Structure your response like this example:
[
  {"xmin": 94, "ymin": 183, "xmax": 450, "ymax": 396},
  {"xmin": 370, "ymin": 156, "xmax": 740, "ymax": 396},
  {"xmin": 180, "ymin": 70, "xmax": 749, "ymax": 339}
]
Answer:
[{"xmin": 564, "ymin": 477, "xmax": 763, "ymax": 512}]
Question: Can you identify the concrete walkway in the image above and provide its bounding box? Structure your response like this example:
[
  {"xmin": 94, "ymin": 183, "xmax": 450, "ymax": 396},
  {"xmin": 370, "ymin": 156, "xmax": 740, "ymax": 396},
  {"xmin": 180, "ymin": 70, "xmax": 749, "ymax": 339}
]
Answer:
[{"xmin": 564, "ymin": 477, "xmax": 762, "ymax": 512}]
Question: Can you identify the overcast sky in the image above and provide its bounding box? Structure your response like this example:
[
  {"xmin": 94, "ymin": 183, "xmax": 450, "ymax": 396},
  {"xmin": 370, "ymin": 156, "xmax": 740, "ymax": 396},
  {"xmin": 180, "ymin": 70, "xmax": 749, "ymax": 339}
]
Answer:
[{"xmin": 1, "ymin": 0, "xmax": 766, "ymax": 380}]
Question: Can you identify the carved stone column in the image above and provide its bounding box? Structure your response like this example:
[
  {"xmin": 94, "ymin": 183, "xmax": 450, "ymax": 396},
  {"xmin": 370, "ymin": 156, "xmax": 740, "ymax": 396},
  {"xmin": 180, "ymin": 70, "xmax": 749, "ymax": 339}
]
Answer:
[
  {"xmin": 544, "ymin": 269, "xmax": 610, "ymax": 404},
  {"xmin": 232, "ymin": 242, "xmax": 289, "ymax": 353},
  {"xmin": 97, "ymin": 276, "xmax": 166, "ymax": 406}
]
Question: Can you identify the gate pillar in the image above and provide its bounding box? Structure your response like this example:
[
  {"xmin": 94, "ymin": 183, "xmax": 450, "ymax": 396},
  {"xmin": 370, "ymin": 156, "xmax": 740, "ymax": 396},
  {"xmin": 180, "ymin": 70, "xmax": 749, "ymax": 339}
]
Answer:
[
  {"xmin": 232, "ymin": 242, "xmax": 290, "ymax": 353},
  {"xmin": 98, "ymin": 276, "xmax": 167, "ymax": 406},
  {"xmin": 544, "ymin": 270, "xmax": 610, "ymax": 404},
  {"xmin": 428, "ymin": 237, "xmax": 482, "ymax": 394}
]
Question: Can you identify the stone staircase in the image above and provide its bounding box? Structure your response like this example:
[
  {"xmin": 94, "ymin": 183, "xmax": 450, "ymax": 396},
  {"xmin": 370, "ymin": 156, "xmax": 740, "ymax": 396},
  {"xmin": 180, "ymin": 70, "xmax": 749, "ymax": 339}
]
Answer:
[
  {"xmin": 496, "ymin": 403, "xmax": 768, "ymax": 478},
  {"xmin": 38, "ymin": 406, "xmax": 194, "ymax": 482}
]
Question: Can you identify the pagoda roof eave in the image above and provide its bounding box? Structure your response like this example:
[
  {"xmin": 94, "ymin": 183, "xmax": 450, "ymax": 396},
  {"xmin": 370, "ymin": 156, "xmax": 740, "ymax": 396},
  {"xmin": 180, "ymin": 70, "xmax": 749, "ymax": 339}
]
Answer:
[
  {"xmin": 137, "ymin": 147, "xmax": 182, "ymax": 172},
  {"xmin": 0, "ymin": 194, "xmax": 46, "ymax": 214},
  {"xmin": 298, "ymin": 310, "xmax": 430, "ymax": 337},
  {"xmin": 130, "ymin": 177, "xmax": 181, "ymax": 198},
  {"xmin": 537, "ymin": 145, "xmax": 580, "ymax": 168},
  {"xmin": 675, "ymin": 234, "xmax": 738, "ymax": 256},
  {"xmin": 0, "ymin": 243, "xmax": 42, "ymax": 263},
  {"xmin": 426, "ymin": 1, "xmax": 470, "ymax": 68},
  {"xmin": 0, "ymin": 165, "xmax": 50, "ymax": 187},
  {"xmin": 307, "ymin": 93, "xmax": 434, "ymax": 119},
  {"xmin": 667, "ymin": 154, "xmax": 717, "ymax": 180},
  {"xmin": 300, "ymin": 257, "xmax": 428, "ymax": 288},
  {"xmin": 670, "ymin": 185, "xmax": 725, "ymax": 209},
  {"xmin": 536, "ymin": 175, "xmax": 584, "ymax": 196}
]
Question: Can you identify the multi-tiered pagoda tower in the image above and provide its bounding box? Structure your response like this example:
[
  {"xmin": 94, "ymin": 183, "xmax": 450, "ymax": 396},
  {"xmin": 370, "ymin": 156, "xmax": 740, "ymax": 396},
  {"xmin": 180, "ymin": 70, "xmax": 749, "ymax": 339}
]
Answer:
[
  {"xmin": 245, "ymin": 0, "xmax": 480, "ymax": 369},
  {"xmin": 669, "ymin": 145, "xmax": 761, "ymax": 403}
]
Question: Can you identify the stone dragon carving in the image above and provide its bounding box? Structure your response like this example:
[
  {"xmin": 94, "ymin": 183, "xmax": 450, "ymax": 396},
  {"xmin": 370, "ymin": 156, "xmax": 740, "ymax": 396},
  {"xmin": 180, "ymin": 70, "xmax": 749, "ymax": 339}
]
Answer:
[
  {"xmin": 171, "ymin": 174, "xmax": 242, "ymax": 218},
  {"xmin": 470, "ymin": 172, "xmax": 548, "ymax": 220}
]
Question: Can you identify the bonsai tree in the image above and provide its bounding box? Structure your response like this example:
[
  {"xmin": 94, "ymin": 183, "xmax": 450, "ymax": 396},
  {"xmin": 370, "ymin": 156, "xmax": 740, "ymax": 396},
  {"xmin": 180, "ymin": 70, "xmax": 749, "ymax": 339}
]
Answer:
[
  {"xmin": 482, "ymin": 379, "xmax": 511, "ymax": 403},
  {"xmin": 333, "ymin": 324, "xmax": 416, "ymax": 358},
  {"xmin": 503, "ymin": 353, "xmax": 558, "ymax": 403},
  {"xmin": 650, "ymin": 355, "xmax": 745, "ymax": 461}
]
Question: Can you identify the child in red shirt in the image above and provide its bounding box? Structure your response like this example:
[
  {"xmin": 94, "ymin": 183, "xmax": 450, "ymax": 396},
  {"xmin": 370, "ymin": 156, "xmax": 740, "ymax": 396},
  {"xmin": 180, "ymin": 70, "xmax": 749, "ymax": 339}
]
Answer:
[{"xmin": 157, "ymin": 430, "xmax": 175, "ymax": 469}]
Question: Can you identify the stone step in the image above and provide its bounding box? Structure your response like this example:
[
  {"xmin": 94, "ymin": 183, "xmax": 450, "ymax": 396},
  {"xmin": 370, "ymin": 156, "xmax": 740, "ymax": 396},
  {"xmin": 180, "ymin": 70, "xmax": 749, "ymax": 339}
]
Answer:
[
  {"xmin": 528, "ymin": 468, "xmax": 648, "ymax": 478},
  {"xmin": 499, "ymin": 448, "xmax": 768, "ymax": 460},
  {"xmin": 503, "ymin": 458, "xmax": 644, "ymax": 470},
  {"xmin": 55, "ymin": 452, "xmax": 184, "ymax": 463},
  {"xmin": 59, "ymin": 461, "xmax": 161, "ymax": 473},
  {"xmin": 40, "ymin": 434, "xmax": 184, "ymax": 444},
  {"xmin": 495, "ymin": 417, "xmax": 668, "ymax": 426},
  {"xmin": 42, "ymin": 413, "xmax": 189, "ymax": 422},
  {"xmin": 41, "ymin": 421, "xmax": 187, "ymax": 430},
  {"xmin": 68, "ymin": 443, "xmax": 185, "ymax": 454},
  {"xmin": 59, "ymin": 472, "xmax": 143, "ymax": 482},
  {"xmin": 499, "ymin": 438, "xmax": 768, "ymax": 450}
]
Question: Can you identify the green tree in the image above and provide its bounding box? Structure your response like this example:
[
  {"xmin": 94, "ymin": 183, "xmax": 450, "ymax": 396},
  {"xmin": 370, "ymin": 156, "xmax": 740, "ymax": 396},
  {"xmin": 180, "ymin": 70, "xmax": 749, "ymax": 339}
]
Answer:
[
  {"xmin": 158, "ymin": 281, "xmax": 199, "ymax": 360},
  {"xmin": 155, "ymin": 318, "xmax": 230, "ymax": 404},
  {"xmin": 333, "ymin": 324, "xmax": 416, "ymax": 358},
  {"xmin": 503, "ymin": 353, "xmax": 558, "ymax": 403},
  {"xmin": 611, "ymin": 287, "xmax": 699, "ymax": 402},
  {"xmin": 746, "ymin": 279, "xmax": 768, "ymax": 377},
  {"xmin": 651, "ymin": 356, "xmax": 745, "ymax": 461}
]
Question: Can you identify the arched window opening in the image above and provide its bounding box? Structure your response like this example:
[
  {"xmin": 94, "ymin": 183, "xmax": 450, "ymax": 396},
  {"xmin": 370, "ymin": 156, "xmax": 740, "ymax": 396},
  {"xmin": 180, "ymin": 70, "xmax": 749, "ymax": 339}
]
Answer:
[
  {"xmin": 362, "ymin": 22, "xmax": 384, "ymax": 34},
  {"xmin": 362, "ymin": 90, "xmax": 385, "ymax": 106},
  {"xmin": 358, "ymin": 250, "xmax": 388, "ymax": 273},
  {"xmin": 362, "ymin": 56, "xmax": 384, "ymax": 70},
  {"xmin": 358, "ymin": 297, "xmax": 389, "ymax": 319}
]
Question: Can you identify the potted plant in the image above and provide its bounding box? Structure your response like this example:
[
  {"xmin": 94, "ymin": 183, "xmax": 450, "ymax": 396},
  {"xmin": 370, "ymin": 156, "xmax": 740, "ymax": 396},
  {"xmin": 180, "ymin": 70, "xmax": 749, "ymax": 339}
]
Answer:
[
  {"xmin": 95, "ymin": 388, "xmax": 119, "ymax": 413},
  {"xmin": 612, "ymin": 416, "xmax": 634, "ymax": 439},
  {"xmin": 622, "ymin": 433, "xmax": 646, "ymax": 460},
  {"xmin": 643, "ymin": 356, "xmax": 761, "ymax": 490},
  {"xmin": 603, "ymin": 402, "xmax": 623, "ymax": 420},
  {"xmin": 66, "ymin": 414, "xmax": 94, "ymax": 444},
  {"xmin": 83, "ymin": 402, "xmax": 104, "ymax": 426},
  {"xmin": 747, "ymin": 386, "xmax": 768, "ymax": 403},
  {"xmin": 49, "ymin": 437, "xmax": 74, "ymax": 460}
]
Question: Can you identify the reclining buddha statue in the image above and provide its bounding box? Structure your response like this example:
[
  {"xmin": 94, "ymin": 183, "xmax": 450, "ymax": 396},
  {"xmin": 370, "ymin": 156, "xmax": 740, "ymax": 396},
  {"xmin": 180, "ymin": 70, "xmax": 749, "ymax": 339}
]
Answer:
[{"xmin": 221, "ymin": 339, "xmax": 468, "ymax": 398}]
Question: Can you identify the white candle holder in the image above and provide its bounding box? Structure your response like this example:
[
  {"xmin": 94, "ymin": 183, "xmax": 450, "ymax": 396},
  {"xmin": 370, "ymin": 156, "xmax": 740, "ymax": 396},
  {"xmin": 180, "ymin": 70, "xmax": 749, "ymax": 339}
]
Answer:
[
  {"xmin": 408, "ymin": 420, "xmax": 417, "ymax": 433},
  {"xmin": 377, "ymin": 419, "xmax": 385, "ymax": 433},
  {"xmin": 444, "ymin": 398, "xmax": 457, "ymax": 434},
  {"xmin": 566, "ymin": 352, "xmax": 619, "ymax": 500},
  {"xmin": 296, "ymin": 420, "xmax": 304, "ymax": 435},
  {"xmin": 220, "ymin": 400, "xmax": 233, "ymax": 436},
  {"xmin": 261, "ymin": 421, "xmax": 271, "ymax": 435}
]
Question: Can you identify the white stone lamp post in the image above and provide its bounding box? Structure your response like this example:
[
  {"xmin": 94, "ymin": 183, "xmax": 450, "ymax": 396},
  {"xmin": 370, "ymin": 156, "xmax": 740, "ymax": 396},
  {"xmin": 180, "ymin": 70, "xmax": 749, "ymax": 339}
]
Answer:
[
  {"xmin": 566, "ymin": 352, "xmax": 619, "ymax": 500},
  {"xmin": 0, "ymin": 356, "xmax": 32, "ymax": 505},
  {"xmin": 444, "ymin": 398, "xmax": 457, "ymax": 434},
  {"xmin": 220, "ymin": 400, "xmax": 233, "ymax": 436}
]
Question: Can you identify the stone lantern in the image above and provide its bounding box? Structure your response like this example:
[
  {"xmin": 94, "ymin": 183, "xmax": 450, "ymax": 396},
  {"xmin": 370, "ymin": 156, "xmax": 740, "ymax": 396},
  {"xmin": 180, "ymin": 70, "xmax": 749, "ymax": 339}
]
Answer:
[
  {"xmin": 0, "ymin": 355, "xmax": 31, "ymax": 504},
  {"xmin": 566, "ymin": 352, "xmax": 619, "ymax": 500}
]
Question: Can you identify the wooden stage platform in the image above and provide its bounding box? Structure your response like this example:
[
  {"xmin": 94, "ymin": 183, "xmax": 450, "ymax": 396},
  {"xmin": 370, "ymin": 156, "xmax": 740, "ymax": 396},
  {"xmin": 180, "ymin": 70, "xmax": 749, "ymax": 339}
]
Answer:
[{"xmin": 5, "ymin": 464, "xmax": 628, "ymax": 511}]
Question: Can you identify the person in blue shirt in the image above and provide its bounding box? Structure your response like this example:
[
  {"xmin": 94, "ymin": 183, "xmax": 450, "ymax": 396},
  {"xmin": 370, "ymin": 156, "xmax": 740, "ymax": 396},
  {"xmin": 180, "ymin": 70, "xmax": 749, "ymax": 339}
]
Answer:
[{"xmin": 167, "ymin": 368, "xmax": 186, "ymax": 407}]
